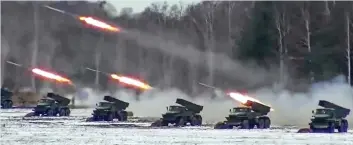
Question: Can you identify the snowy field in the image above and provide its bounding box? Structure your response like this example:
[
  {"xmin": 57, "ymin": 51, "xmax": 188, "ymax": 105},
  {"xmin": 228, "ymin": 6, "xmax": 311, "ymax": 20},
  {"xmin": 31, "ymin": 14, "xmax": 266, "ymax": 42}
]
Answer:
[{"xmin": 1, "ymin": 109, "xmax": 353, "ymax": 145}]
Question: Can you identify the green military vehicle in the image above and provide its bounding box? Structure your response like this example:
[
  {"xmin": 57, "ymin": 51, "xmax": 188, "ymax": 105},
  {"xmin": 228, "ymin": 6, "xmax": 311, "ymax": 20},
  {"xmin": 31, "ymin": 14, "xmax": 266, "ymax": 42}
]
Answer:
[
  {"xmin": 1, "ymin": 87, "xmax": 13, "ymax": 109},
  {"xmin": 309, "ymin": 100, "xmax": 350, "ymax": 133},
  {"xmin": 151, "ymin": 98, "xmax": 203, "ymax": 127},
  {"xmin": 214, "ymin": 100, "xmax": 272, "ymax": 129},
  {"xmin": 90, "ymin": 96, "xmax": 133, "ymax": 121},
  {"xmin": 31, "ymin": 93, "xmax": 71, "ymax": 116}
]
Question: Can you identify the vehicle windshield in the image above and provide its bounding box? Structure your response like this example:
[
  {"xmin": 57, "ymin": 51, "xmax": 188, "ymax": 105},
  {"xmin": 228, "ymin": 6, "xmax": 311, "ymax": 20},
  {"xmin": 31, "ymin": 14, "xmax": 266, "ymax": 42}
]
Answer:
[
  {"xmin": 98, "ymin": 102, "xmax": 112, "ymax": 107},
  {"xmin": 232, "ymin": 108, "xmax": 249, "ymax": 113},
  {"xmin": 38, "ymin": 99, "xmax": 53, "ymax": 104},
  {"xmin": 315, "ymin": 109, "xmax": 332, "ymax": 115},
  {"xmin": 168, "ymin": 106, "xmax": 183, "ymax": 112}
]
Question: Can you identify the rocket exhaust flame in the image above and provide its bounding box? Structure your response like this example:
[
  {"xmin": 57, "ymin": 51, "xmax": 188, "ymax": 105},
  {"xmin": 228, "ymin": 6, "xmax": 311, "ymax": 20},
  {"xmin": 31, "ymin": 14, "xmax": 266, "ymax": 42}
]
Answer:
[
  {"xmin": 198, "ymin": 82, "xmax": 274, "ymax": 111},
  {"xmin": 31, "ymin": 68, "xmax": 72, "ymax": 85},
  {"xmin": 43, "ymin": 5, "xmax": 122, "ymax": 33},
  {"xmin": 79, "ymin": 16, "xmax": 120, "ymax": 32},
  {"xmin": 110, "ymin": 74, "xmax": 152, "ymax": 90},
  {"xmin": 227, "ymin": 92, "xmax": 274, "ymax": 111},
  {"xmin": 6, "ymin": 61, "xmax": 73, "ymax": 85},
  {"xmin": 84, "ymin": 67, "xmax": 152, "ymax": 91}
]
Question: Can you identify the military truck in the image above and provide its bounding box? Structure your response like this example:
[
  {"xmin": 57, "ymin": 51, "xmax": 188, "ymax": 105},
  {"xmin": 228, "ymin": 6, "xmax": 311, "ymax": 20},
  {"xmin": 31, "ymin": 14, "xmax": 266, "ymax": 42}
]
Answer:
[
  {"xmin": 309, "ymin": 100, "xmax": 350, "ymax": 133},
  {"xmin": 214, "ymin": 100, "xmax": 271, "ymax": 129},
  {"xmin": 90, "ymin": 96, "xmax": 133, "ymax": 121},
  {"xmin": 151, "ymin": 98, "xmax": 203, "ymax": 127},
  {"xmin": 31, "ymin": 93, "xmax": 71, "ymax": 116},
  {"xmin": 1, "ymin": 87, "xmax": 13, "ymax": 109}
]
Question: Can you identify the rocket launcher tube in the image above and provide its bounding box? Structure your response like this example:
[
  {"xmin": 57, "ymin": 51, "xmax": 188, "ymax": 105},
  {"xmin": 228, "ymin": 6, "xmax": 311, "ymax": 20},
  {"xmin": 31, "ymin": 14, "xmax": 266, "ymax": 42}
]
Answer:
[
  {"xmin": 176, "ymin": 98, "xmax": 203, "ymax": 113},
  {"xmin": 318, "ymin": 100, "xmax": 350, "ymax": 118},
  {"xmin": 103, "ymin": 96, "xmax": 129, "ymax": 110},
  {"xmin": 47, "ymin": 93, "xmax": 71, "ymax": 106},
  {"xmin": 244, "ymin": 100, "xmax": 271, "ymax": 115}
]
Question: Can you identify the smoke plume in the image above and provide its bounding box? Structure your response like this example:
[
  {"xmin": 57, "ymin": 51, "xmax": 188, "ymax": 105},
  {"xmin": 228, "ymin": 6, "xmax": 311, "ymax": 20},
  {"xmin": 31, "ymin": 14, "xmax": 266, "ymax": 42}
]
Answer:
[
  {"xmin": 254, "ymin": 75, "xmax": 353, "ymax": 128},
  {"xmin": 73, "ymin": 75, "xmax": 352, "ymax": 128}
]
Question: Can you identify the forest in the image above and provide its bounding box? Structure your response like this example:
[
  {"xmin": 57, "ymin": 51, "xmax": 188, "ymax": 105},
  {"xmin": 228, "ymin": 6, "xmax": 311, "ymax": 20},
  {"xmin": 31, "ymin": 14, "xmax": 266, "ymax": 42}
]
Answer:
[{"xmin": 1, "ymin": 1, "xmax": 352, "ymax": 96}]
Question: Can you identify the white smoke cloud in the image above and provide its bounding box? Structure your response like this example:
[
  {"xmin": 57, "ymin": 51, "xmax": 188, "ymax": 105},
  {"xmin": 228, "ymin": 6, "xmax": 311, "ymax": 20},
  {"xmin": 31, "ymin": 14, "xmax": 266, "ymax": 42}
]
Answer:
[
  {"xmin": 72, "ymin": 75, "xmax": 352, "ymax": 128},
  {"xmin": 254, "ymin": 75, "xmax": 353, "ymax": 128}
]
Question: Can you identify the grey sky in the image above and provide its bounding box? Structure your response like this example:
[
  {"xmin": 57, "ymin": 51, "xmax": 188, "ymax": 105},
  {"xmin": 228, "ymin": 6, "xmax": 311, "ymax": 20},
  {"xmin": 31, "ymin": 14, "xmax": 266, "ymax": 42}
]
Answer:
[{"xmin": 106, "ymin": 0, "xmax": 201, "ymax": 13}]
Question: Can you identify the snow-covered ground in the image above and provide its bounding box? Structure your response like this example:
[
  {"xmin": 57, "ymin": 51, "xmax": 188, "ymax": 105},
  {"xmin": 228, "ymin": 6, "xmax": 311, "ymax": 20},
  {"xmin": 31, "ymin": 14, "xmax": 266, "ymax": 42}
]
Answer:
[{"xmin": 1, "ymin": 109, "xmax": 352, "ymax": 145}]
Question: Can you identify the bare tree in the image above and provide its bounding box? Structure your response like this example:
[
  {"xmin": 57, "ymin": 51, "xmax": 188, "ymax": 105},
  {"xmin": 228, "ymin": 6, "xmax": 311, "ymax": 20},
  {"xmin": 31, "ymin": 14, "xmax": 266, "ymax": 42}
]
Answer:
[
  {"xmin": 346, "ymin": 11, "xmax": 351, "ymax": 85},
  {"xmin": 202, "ymin": 2, "xmax": 220, "ymax": 86},
  {"xmin": 300, "ymin": 2, "xmax": 314, "ymax": 82},
  {"xmin": 30, "ymin": 3, "xmax": 39, "ymax": 90},
  {"xmin": 274, "ymin": 3, "xmax": 291, "ymax": 86}
]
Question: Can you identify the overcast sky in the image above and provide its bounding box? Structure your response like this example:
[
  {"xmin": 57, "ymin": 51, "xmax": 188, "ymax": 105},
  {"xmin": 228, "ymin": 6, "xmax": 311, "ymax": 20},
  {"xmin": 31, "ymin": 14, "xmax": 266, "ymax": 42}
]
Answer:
[{"xmin": 106, "ymin": 0, "xmax": 201, "ymax": 13}]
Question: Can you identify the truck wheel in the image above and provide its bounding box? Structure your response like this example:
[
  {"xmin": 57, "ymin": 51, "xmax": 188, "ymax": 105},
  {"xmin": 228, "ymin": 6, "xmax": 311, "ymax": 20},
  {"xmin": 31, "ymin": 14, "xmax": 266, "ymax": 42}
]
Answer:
[
  {"xmin": 162, "ymin": 121, "xmax": 169, "ymax": 126},
  {"xmin": 93, "ymin": 115, "xmax": 100, "ymax": 121},
  {"xmin": 9, "ymin": 101, "xmax": 13, "ymax": 108},
  {"xmin": 2, "ymin": 101, "xmax": 12, "ymax": 109},
  {"xmin": 241, "ymin": 120, "xmax": 250, "ymax": 129},
  {"xmin": 264, "ymin": 118, "xmax": 271, "ymax": 129},
  {"xmin": 327, "ymin": 123, "xmax": 335, "ymax": 133},
  {"xmin": 195, "ymin": 115, "xmax": 202, "ymax": 126},
  {"xmin": 344, "ymin": 120, "xmax": 349, "ymax": 132},
  {"xmin": 121, "ymin": 111, "xmax": 128, "ymax": 121},
  {"xmin": 46, "ymin": 109, "xmax": 54, "ymax": 116},
  {"xmin": 105, "ymin": 113, "xmax": 113, "ymax": 121},
  {"xmin": 258, "ymin": 119, "xmax": 265, "ymax": 129},
  {"xmin": 176, "ymin": 118, "xmax": 185, "ymax": 127},
  {"xmin": 338, "ymin": 120, "xmax": 346, "ymax": 133},
  {"xmin": 59, "ymin": 109, "xmax": 66, "ymax": 116},
  {"xmin": 6, "ymin": 101, "xmax": 13, "ymax": 108},
  {"xmin": 342, "ymin": 120, "xmax": 348, "ymax": 132},
  {"xmin": 65, "ymin": 109, "xmax": 70, "ymax": 116}
]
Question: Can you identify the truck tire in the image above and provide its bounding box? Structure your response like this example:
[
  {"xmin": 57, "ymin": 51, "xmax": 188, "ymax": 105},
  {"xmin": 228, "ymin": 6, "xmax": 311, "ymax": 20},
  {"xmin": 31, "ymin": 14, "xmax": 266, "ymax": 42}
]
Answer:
[
  {"xmin": 341, "ymin": 119, "xmax": 348, "ymax": 132},
  {"xmin": 161, "ymin": 120, "xmax": 169, "ymax": 126},
  {"xmin": 342, "ymin": 120, "xmax": 348, "ymax": 133},
  {"xmin": 327, "ymin": 123, "xmax": 335, "ymax": 133},
  {"xmin": 59, "ymin": 109, "xmax": 66, "ymax": 116},
  {"xmin": 65, "ymin": 109, "xmax": 70, "ymax": 116},
  {"xmin": 105, "ymin": 113, "xmax": 113, "ymax": 121},
  {"xmin": 191, "ymin": 115, "xmax": 202, "ymax": 126},
  {"xmin": 264, "ymin": 118, "xmax": 271, "ymax": 129},
  {"xmin": 93, "ymin": 115, "xmax": 100, "ymax": 121},
  {"xmin": 195, "ymin": 115, "xmax": 202, "ymax": 126},
  {"xmin": 2, "ymin": 100, "xmax": 12, "ymax": 109},
  {"xmin": 7, "ymin": 101, "xmax": 13, "ymax": 108},
  {"xmin": 258, "ymin": 119, "xmax": 265, "ymax": 129},
  {"xmin": 46, "ymin": 109, "xmax": 54, "ymax": 116},
  {"xmin": 176, "ymin": 117, "xmax": 185, "ymax": 127},
  {"xmin": 121, "ymin": 111, "xmax": 128, "ymax": 121},
  {"xmin": 241, "ymin": 120, "xmax": 250, "ymax": 129}
]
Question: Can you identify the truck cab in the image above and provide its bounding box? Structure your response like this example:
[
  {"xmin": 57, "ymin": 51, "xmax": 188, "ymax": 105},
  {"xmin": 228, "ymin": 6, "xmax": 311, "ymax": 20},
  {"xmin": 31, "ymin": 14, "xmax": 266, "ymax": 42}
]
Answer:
[
  {"xmin": 312, "ymin": 108, "xmax": 335, "ymax": 119},
  {"xmin": 166, "ymin": 105, "xmax": 186, "ymax": 113}
]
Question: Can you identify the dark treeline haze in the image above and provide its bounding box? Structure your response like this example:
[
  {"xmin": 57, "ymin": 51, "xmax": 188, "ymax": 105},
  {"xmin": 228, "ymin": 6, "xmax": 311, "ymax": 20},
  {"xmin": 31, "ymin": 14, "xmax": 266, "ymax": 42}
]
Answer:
[{"xmin": 1, "ymin": 1, "xmax": 352, "ymax": 96}]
